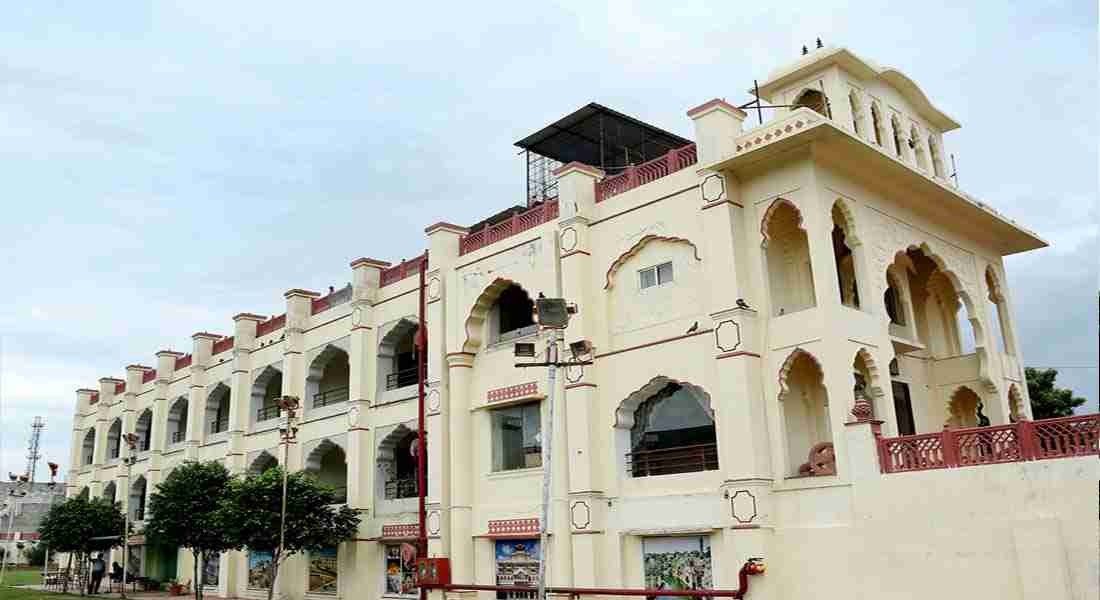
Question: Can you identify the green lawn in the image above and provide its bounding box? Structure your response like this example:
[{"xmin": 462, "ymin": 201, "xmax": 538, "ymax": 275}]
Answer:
[
  {"xmin": 1, "ymin": 569, "xmax": 43, "ymax": 587},
  {"xmin": 0, "ymin": 588, "xmax": 69, "ymax": 600}
]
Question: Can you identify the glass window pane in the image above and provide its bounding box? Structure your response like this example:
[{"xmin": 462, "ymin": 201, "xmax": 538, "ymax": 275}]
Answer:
[
  {"xmin": 639, "ymin": 268, "xmax": 656, "ymax": 289},
  {"xmin": 656, "ymin": 262, "xmax": 673, "ymax": 285}
]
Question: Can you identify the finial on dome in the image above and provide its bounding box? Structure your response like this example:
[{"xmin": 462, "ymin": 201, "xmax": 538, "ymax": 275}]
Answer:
[
  {"xmin": 802, "ymin": 45, "xmax": 808, "ymax": 55},
  {"xmin": 816, "ymin": 37, "xmax": 823, "ymax": 49}
]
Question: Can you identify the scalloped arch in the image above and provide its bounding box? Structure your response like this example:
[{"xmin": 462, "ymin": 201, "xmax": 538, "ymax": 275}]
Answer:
[
  {"xmin": 249, "ymin": 450, "xmax": 278, "ymax": 475},
  {"xmin": 613, "ymin": 376, "xmax": 713, "ymax": 430},
  {"xmin": 462, "ymin": 278, "xmax": 533, "ymax": 353},
  {"xmin": 604, "ymin": 235, "xmax": 701, "ymax": 290},
  {"xmin": 777, "ymin": 347, "xmax": 824, "ymax": 402},
  {"xmin": 304, "ymin": 438, "xmax": 346, "ymax": 473},
  {"xmin": 853, "ymin": 347, "xmax": 885, "ymax": 402},
  {"xmin": 831, "ymin": 198, "xmax": 861, "ymax": 246},
  {"xmin": 760, "ymin": 198, "xmax": 805, "ymax": 248}
]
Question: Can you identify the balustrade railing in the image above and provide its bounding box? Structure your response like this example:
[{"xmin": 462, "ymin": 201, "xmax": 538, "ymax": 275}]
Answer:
[
  {"xmin": 142, "ymin": 369, "xmax": 157, "ymax": 384},
  {"xmin": 384, "ymin": 477, "xmax": 418, "ymax": 500},
  {"xmin": 210, "ymin": 418, "xmax": 229, "ymax": 435},
  {"xmin": 459, "ymin": 200, "xmax": 559, "ymax": 256},
  {"xmin": 312, "ymin": 284, "xmax": 352, "ymax": 315},
  {"xmin": 380, "ymin": 253, "xmax": 428, "ymax": 287},
  {"xmin": 256, "ymin": 405, "xmax": 281, "ymax": 422},
  {"xmin": 170, "ymin": 431, "xmax": 185, "ymax": 444},
  {"xmin": 386, "ymin": 367, "xmax": 419, "ymax": 390},
  {"xmin": 625, "ymin": 442, "xmax": 719, "ymax": 478},
  {"xmin": 314, "ymin": 385, "xmax": 349, "ymax": 408},
  {"xmin": 595, "ymin": 144, "xmax": 697, "ymax": 203},
  {"xmin": 877, "ymin": 414, "xmax": 1098, "ymax": 474}
]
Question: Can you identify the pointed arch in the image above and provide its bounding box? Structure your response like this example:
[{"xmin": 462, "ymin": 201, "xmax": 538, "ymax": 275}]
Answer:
[
  {"xmin": 463, "ymin": 278, "xmax": 536, "ymax": 353},
  {"xmin": 379, "ymin": 317, "xmax": 420, "ymax": 393},
  {"xmin": 777, "ymin": 347, "xmax": 825, "ymax": 401},
  {"xmin": 776, "ymin": 347, "xmax": 833, "ymax": 476},
  {"xmin": 762, "ymin": 198, "xmax": 816, "ymax": 315},
  {"xmin": 377, "ymin": 423, "xmax": 416, "ymax": 467},
  {"xmin": 248, "ymin": 450, "xmax": 278, "ymax": 476},
  {"xmin": 985, "ymin": 266, "xmax": 1015, "ymax": 354},
  {"xmin": 760, "ymin": 198, "xmax": 805, "ymax": 248},
  {"xmin": 167, "ymin": 396, "xmax": 189, "ymax": 445},
  {"xmin": 81, "ymin": 428, "xmax": 96, "ymax": 466},
  {"xmin": 307, "ymin": 344, "xmax": 350, "ymax": 409},
  {"xmin": 106, "ymin": 418, "xmax": 122, "ymax": 460},
  {"xmin": 604, "ymin": 234, "xmax": 701, "ymax": 290},
  {"xmin": 377, "ymin": 423, "xmax": 423, "ymax": 500},
  {"xmin": 870, "ymin": 101, "xmax": 885, "ymax": 146},
  {"xmin": 205, "ymin": 383, "xmax": 231, "ymax": 436},
  {"xmin": 793, "ymin": 88, "xmax": 827, "ymax": 116},
  {"xmin": 304, "ymin": 438, "xmax": 347, "ymax": 473},
  {"xmin": 947, "ymin": 386, "xmax": 981, "ymax": 427},
  {"xmin": 252, "ymin": 364, "xmax": 283, "ymax": 422},
  {"xmin": 135, "ymin": 409, "xmax": 153, "ymax": 452},
  {"xmin": 614, "ymin": 376, "xmax": 714, "ymax": 430},
  {"xmin": 831, "ymin": 199, "xmax": 864, "ymax": 310},
  {"xmin": 303, "ymin": 438, "xmax": 347, "ymax": 503},
  {"xmin": 129, "ymin": 475, "xmax": 148, "ymax": 521}
]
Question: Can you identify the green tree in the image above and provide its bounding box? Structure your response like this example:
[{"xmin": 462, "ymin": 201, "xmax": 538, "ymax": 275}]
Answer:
[
  {"xmin": 144, "ymin": 461, "xmax": 233, "ymax": 600},
  {"xmin": 1026, "ymin": 367, "xmax": 1087, "ymax": 419},
  {"xmin": 37, "ymin": 494, "xmax": 125, "ymax": 594},
  {"xmin": 219, "ymin": 466, "xmax": 359, "ymax": 600},
  {"xmin": 25, "ymin": 542, "xmax": 48, "ymax": 567}
]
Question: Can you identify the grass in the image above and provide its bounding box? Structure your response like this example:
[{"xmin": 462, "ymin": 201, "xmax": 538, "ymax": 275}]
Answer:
[
  {"xmin": 1, "ymin": 569, "xmax": 43, "ymax": 587},
  {"xmin": 0, "ymin": 585, "xmax": 63, "ymax": 600}
]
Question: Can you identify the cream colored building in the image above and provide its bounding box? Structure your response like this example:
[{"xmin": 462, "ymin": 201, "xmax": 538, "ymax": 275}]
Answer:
[{"xmin": 66, "ymin": 46, "xmax": 1098, "ymax": 600}]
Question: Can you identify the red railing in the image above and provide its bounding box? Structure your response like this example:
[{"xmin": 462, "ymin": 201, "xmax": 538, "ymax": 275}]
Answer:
[
  {"xmin": 625, "ymin": 442, "xmax": 719, "ymax": 477},
  {"xmin": 256, "ymin": 313, "xmax": 286, "ymax": 337},
  {"xmin": 89, "ymin": 392, "xmax": 99, "ymax": 405},
  {"xmin": 878, "ymin": 414, "xmax": 1099, "ymax": 474},
  {"xmin": 212, "ymin": 336, "xmax": 234, "ymax": 355},
  {"xmin": 380, "ymin": 253, "xmax": 428, "ymax": 287},
  {"xmin": 142, "ymin": 369, "xmax": 157, "ymax": 384},
  {"xmin": 459, "ymin": 200, "xmax": 559, "ymax": 256},
  {"xmin": 175, "ymin": 354, "xmax": 192, "ymax": 370},
  {"xmin": 115, "ymin": 381, "xmax": 125, "ymax": 394},
  {"xmin": 595, "ymin": 144, "xmax": 698, "ymax": 203}
]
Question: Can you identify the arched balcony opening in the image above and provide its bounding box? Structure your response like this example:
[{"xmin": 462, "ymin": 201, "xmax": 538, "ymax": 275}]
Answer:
[
  {"xmin": 135, "ymin": 409, "xmax": 152, "ymax": 452},
  {"xmin": 831, "ymin": 202, "xmax": 861, "ymax": 309},
  {"xmin": 252, "ymin": 366, "xmax": 283, "ymax": 424},
  {"xmin": 911, "ymin": 126, "xmax": 929, "ymax": 172},
  {"xmin": 892, "ymin": 248, "xmax": 981, "ymax": 359},
  {"xmin": 249, "ymin": 451, "xmax": 278, "ymax": 476},
  {"xmin": 890, "ymin": 115, "xmax": 905, "ymax": 158},
  {"xmin": 379, "ymin": 319, "xmax": 419, "ymax": 395},
  {"xmin": 762, "ymin": 199, "xmax": 816, "ymax": 316},
  {"xmin": 929, "ymin": 135, "xmax": 945, "ymax": 177},
  {"xmin": 793, "ymin": 88, "xmax": 828, "ymax": 116},
  {"xmin": 106, "ymin": 419, "xmax": 122, "ymax": 461},
  {"xmin": 378, "ymin": 425, "xmax": 424, "ymax": 500},
  {"xmin": 167, "ymin": 397, "xmax": 188, "ymax": 445},
  {"xmin": 625, "ymin": 380, "xmax": 718, "ymax": 478},
  {"xmin": 205, "ymin": 384, "xmax": 231, "ymax": 437},
  {"xmin": 81, "ymin": 429, "xmax": 96, "ymax": 466},
  {"xmin": 779, "ymin": 349, "xmax": 834, "ymax": 477},
  {"xmin": 884, "ymin": 268, "xmax": 909, "ymax": 327},
  {"xmin": 870, "ymin": 102, "xmax": 885, "ymax": 147},
  {"xmin": 848, "ymin": 90, "xmax": 864, "ymax": 137},
  {"xmin": 947, "ymin": 386, "xmax": 981, "ymax": 428},
  {"xmin": 102, "ymin": 481, "xmax": 117, "ymax": 505},
  {"xmin": 985, "ymin": 267, "xmax": 1015, "ymax": 355},
  {"xmin": 491, "ymin": 284, "xmax": 536, "ymax": 344},
  {"xmin": 130, "ymin": 476, "xmax": 148, "ymax": 521},
  {"xmin": 305, "ymin": 440, "xmax": 347, "ymax": 504},
  {"xmin": 307, "ymin": 346, "xmax": 350, "ymax": 410}
]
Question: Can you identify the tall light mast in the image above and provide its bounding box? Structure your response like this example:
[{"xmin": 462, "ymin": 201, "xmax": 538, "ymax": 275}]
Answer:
[{"xmin": 26, "ymin": 416, "xmax": 44, "ymax": 481}]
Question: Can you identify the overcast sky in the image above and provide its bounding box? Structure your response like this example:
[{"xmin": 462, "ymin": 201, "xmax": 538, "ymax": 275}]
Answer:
[{"xmin": 1, "ymin": 1, "xmax": 1096, "ymax": 481}]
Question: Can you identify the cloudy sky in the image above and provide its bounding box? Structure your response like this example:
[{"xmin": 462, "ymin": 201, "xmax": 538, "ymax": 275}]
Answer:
[{"xmin": 1, "ymin": 1, "xmax": 1096, "ymax": 481}]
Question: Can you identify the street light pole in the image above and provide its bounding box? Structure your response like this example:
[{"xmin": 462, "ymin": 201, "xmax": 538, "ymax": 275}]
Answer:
[
  {"xmin": 274, "ymin": 396, "xmax": 300, "ymax": 597},
  {"xmin": 121, "ymin": 433, "xmax": 139, "ymax": 599}
]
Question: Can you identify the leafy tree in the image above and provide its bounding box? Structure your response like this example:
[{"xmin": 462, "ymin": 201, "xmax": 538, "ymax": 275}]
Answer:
[
  {"xmin": 25, "ymin": 542, "xmax": 48, "ymax": 566},
  {"xmin": 144, "ymin": 461, "xmax": 233, "ymax": 600},
  {"xmin": 38, "ymin": 494, "xmax": 125, "ymax": 594},
  {"xmin": 1026, "ymin": 367, "xmax": 1087, "ymax": 419},
  {"xmin": 219, "ymin": 466, "xmax": 359, "ymax": 600}
]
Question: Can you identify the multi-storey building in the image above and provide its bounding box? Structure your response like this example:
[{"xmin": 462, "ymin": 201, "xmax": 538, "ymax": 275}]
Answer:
[{"xmin": 66, "ymin": 46, "xmax": 1097, "ymax": 600}]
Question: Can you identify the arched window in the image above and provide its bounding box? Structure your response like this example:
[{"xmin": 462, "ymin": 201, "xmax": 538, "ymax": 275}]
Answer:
[
  {"xmin": 831, "ymin": 203, "xmax": 860, "ymax": 309},
  {"xmin": 248, "ymin": 451, "xmax": 278, "ymax": 476},
  {"xmin": 947, "ymin": 386, "xmax": 980, "ymax": 428},
  {"xmin": 381, "ymin": 428, "xmax": 422, "ymax": 499},
  {"xmin": 628, "ymin": 382, "xmax": 717, "ymax": 477},
  {"xmin": 81, "ymin": 429, "xmax": 96, "ymax": 466},
  {"xmin": 779, "ymin": 350, "xmax": 833, "ymax": 477},
  {"xmin": 884, "ymin": 269, "xmax": 907, "ymax": 326},
  {"xmin": 130, "ymin": 476, "xmax": 148, "ymax": 521},
  {"xmin": 985, "ymin": 267, "xmax": 1014, "ymax": 355},
  {"xmin": 167, "ymin": 397, "xmax": 188, "ymax": 445},
  {"xmin": 848, "ymin": 91, "xmax": 864, "ymax": 137},
  {"xmin": 902, "ymin": 248, "xmax": 979, "ymax": 359},
  {"xmin": 106, "ymin": 419, "xmax": 122, "ymax": 461},
  {"xmin": 308, "ymin": 346, "xmax": 350, "ymax": 409},
  {"xmin": 206, "ymin": 384, "xmax": 231, "ymax": 436},
  {"xmin": 763, "ymin": 200, "xmax": 816, "ymax": 316},
  {"xmin": 252, "ymin": 366, "xmax": 283, "ymax": 423},
  {"xmin": 379, "ymin": 319, "xmax": 419, "ymax": 393},
  {"xmin": 492, "ymin": 284, "xmax": 536, "ymax": 343},
  {"xmin": 891, "ymin": 115, "xmax": 904, "ymax": 158},
  {"xmin": 305, "ymin": 440, "xmax": 348, "ymax": 504},
  {"xmin": 911, "ymin": 126, "xmax": 929, "ymax": 171},
  {"xmin": 928, "ymin": 135, "xmax": 945, "ymax": 178},
  {"xmin": 102, "ymin": 481, "xmax": 117, "ymax": 505},
  {"xmin": 870, "ymin": 103, "xmax": 884, "ymax": 146},
  {"xmin": 793, "ymin": 89, "xmax": 827, "ymax": 117},
  {"xmin": 135, "ymin": 409, "xmax": 152, "ymax": 452}
]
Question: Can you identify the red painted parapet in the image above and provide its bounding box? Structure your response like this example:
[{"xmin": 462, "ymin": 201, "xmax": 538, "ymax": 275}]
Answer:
[
  {"xmin": 458, "ymin": 200, "xmax": 559, "ymax": 256},
  {"xmin": 89, "ymin": 392, "xmax": 100, "ymax": 405},
  {"xmin": 256, "ymin": 313, "xmax": 286, "ymax": 337},
  {"xmin": 878, "ymin": 414, "xmax": 1099, "ymax": 474},
  {"xmin": 212, "ymin": 336, "xmax": 234, "ymax": 355},
  {"xmin": 142, "ymin": 369, "xmax": 157, "ymax": 384},
  {"xmin": 175, "ymin": 354, "xmax": 193, "ymax": 370},
  {"xmin": 595, "ymin": 143, "xmax": 698, "ymax": 203},
  {"xmin": 115, "ymin": 381, "xmax": 125, "ymax": 394},
  {"xmin": 380, "ymin": 253, "xmax": 428, "ymax": 287}
]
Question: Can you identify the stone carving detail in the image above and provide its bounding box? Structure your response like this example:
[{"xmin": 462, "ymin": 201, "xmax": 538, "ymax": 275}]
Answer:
[
  {"xmin": 427, "ymin": 388, "xmax": 441, "ymax": 414},
  {"xmin": 850, "ymin": 388, "xmax": 874, "ymax": 422},
  {"xmin": 701, "ymin": 173, "xmax": 726, "ymax": 204},
  {"xmin": 427, "ymin": 510, "xmax": 441, "ymax": 535},
  {"xmin": 714, "ymin": 320, "xmax": 741, "ymax": 352},
  {"xmin": 798, "ymin": 442, "xmax": 836, "ymax": 476},
  {"xmin": 729, "ymin": 490, "xmax": 758, "ymax": 524},
  {"xmin": 427, "ymin": 277, "xmax": 442, "ymax": 301},
  {"xmin": 560, "ymin": 227, "xmax": 579, "ymax": 253},
  {"xmin": 570, "ymin": 501, "xmax": 591, "ymax": 530}
]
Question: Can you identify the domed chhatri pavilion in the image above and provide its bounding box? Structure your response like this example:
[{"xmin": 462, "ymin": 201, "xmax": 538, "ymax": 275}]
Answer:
[{"xmin": 67, "ymin": 46, "xmax": 1097, "ymax": 600}]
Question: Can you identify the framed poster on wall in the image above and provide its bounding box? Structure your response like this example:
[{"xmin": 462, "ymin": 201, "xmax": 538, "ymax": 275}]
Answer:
[{"xmin": 642, "ymin": 536, "xmax": 712, "ymax": 595}]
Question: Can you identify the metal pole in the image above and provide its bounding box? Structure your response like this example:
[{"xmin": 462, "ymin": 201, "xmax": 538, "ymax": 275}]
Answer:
[
  {"xmin": 536, "ymin": 332, "xmax": 559, "ymax": 600},
  {"xmin": 277, "ymin": 421, "xmax": 291, "ymax": 594},
  {"xmin": 121, "ymin": 460, "xmax": 130, "ymax": 599},
  {"xmin": 416, "ymin": 258, "xmax": 428, "ymax": 600}
]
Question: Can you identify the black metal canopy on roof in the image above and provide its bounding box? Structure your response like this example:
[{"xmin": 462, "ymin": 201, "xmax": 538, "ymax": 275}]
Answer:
[{"xmin": 514, "ymin": 103, "xmax": 692, "ymax": 173}]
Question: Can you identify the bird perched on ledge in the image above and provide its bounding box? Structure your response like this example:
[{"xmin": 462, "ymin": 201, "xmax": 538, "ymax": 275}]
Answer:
[
  {"xmin": 686, "ymin": 321, "xmax": 699, "ymax": 334},
  {"xmin": 736, "ymin": 298, "xmax": 752, "ymax": 310}
]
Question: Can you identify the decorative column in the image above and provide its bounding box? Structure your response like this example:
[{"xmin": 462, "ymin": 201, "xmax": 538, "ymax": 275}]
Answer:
[
  {"xmin": 153, "ymin": 351, "xmax": 184, "ymax": 455},
  {"xmin": 688, "ymin": 98, "xmax": 774, "ymax": 589},
  {"xmin": 445, "ymin": 351, "xmax": 475, "ymax": 585},
  {"xmin": 189, "ymin": 332, "xmax": 219, "ymax": 454},
  {"xmin": 554, "ymin": 162, "xmax": 604, "ymax": 587},
  {"xmin": 123, "ymin": 365, "xmax": 149, "ymax": 482},
  {"xmin": 425, "ymin": 222, "xmax": 467, "ymax": 568},
  {"xmin": 283, "ymin": 289, "xmax": 319, "ymax": 427},
  {"xmin": 70, "ymin": 389, "xmax": 97, "ymax": 495}
]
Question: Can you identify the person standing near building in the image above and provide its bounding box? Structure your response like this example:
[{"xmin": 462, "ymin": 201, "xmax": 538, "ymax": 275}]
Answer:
[{"xmin": 88, "ymin": 553, "xmax": 106, "ymax": 594}]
